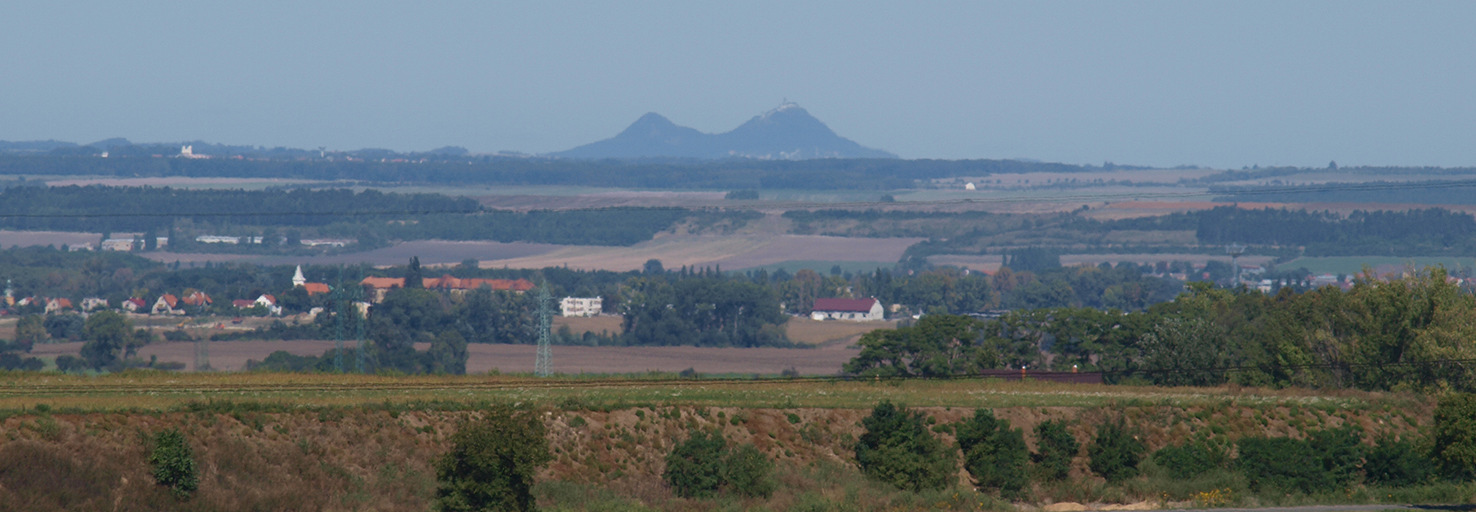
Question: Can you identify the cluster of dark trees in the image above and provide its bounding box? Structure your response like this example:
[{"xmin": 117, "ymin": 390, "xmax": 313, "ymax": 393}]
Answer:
[
  {"xmin": 618, "ymin": 271, "xmax": 790, "ymax": 348},
  {"xmin": 1194, "ymin": 206, "xmax": 1476, "ymax": 256},
  {"xmin": 1211, "ymin": 179, "xmax": 1476, "ymax": 205},
  {"xmin": 847, "ymin": 267, "xmax": 1476, "ymax": 392}
]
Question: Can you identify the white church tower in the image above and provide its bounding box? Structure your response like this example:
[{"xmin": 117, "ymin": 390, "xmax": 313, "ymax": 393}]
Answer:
[{"xmin": 292, "ymin": 265, "xmax": 306, "ymax": 287}]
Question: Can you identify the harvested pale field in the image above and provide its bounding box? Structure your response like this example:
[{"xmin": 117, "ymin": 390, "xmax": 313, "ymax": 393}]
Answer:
[
  {"xmin": 0, "ymin": 230, "xmax": 105, "ymax": 249},
  {"xmin": 476, "ymin": 189, "xmax": 728, "ymax": 211},
  {"xmin": 141, "ymin": 239, "xmax": 566, "ymax": 267},
  {"xmin": 784, "ymin": 317, "xmax": 895, "ymax": 346},
  {"xmin": 928, "ymin": 253, "xmax": 1276, "ymax": 273},
  {"xmin": 44, "ymin": 176, "xmax": 324, "ymax": 188},
  {"xmin": 140, "ymin": 233, "xmax": 917, "ymax": 270},
  {"xmin": 482, "ymin": 234, "xmax": 921, "ymax": 272},
  {"xmin": 30, "ymin": 339, "xmax": 860, "ymax": 375},
  {"xmin": 1081, "ymin": 201, "xmax": 1288, "ymax": 220},
  {"xmin": 556, "ymin": 315, "xmax": 888, "ymax": 346}
]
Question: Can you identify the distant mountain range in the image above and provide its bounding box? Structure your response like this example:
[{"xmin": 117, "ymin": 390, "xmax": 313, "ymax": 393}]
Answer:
[
  {"xmin": 551, "ymin": 103, "xmax": 897, "ymax": 160},
  {"xmin": 0, "ymin": 103, "xmax": 893, "ymax": 161}
]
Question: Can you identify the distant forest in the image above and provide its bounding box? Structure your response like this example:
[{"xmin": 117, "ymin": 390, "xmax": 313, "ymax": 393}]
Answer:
[
  {"xmin": 0, "ymin": 185, "xmax": 758, "ymax": 249},
  {"xmin": 800, "ymin": 206, "xmax": 1476, "ymax": 260},
  {"xmin": 1211, "ymin": 180, "xmax": 1476, "ymax": 205},
  {"xmin": 0, "ymin": 154, "xmax": 1094, "ymax": 190}
]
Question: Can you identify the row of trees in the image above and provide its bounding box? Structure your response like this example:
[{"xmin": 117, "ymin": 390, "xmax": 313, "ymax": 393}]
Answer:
[
  {"xmin": 1195, "ymin": 206, "xmax": 1476, "ymax": 256},
  {"xmin": 847, "ymin": 267, "xmax": 1476, "ymax": 392},
  {"xmin": 858, "ymin": 398, "xmax": 1476, "ymax": 499}
]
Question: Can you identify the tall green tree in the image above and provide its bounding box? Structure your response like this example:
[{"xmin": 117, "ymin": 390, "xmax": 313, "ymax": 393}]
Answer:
[
  {"xmin": 81, "ymin": 311, "xmax": 147, "ymax": 370},
  {"xmin": 405, "ymin": 256, "xmax": 424, "ymax": 289},
  {"xmin": 425, "ymin": 330, "xmax": 468, "ymax": 375},
  {"xmin": 845, "ymin": 314, "xmax": 993, "ymax": 377}
]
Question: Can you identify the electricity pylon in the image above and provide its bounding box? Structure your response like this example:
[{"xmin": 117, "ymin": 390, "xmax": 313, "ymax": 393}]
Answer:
[{"xmin": 534, "ymin": 284, "xmax": 552, "ymax": 377}]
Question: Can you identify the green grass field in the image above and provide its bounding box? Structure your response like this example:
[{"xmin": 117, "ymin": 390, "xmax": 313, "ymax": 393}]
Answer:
[{"xmin": 0, "ymin": 371, "xmax": 1405, "ymax": 415}]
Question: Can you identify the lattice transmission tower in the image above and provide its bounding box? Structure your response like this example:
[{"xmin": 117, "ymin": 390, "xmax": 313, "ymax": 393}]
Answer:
[
  {"xmin": 534, "ymin": 284, "xmax": 553, "ymax": 377},
  {"xmin": 332, "ymin": 266, "xmax": 369, "ymax": 373},
  {"xmin": 352, "ymin": 266, "xmax": 366, "ymax": 373},
  {"xmin": 333, "ymin": 266, "xmax": 347, "ymax": 373},
  {"xmin": 194, "ymin": 332, "xmax": 210, "ymax": 371}
]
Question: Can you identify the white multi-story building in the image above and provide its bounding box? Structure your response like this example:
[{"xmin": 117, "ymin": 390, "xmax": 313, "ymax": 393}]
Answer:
[{"xmin": 560, "ymin": 297, "xmax": 603, "ymax": 317}]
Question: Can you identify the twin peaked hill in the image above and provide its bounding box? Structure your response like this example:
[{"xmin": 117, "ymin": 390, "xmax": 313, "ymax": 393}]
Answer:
[{"xmin": 552, "ymin": 103, "xmax": 896, "ymax": 160}]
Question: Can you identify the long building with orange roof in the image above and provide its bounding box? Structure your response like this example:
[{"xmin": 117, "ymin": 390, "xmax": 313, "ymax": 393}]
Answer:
[{"xmin": 359, "ymin": 275, "xmax": 535, "ymax": 302}]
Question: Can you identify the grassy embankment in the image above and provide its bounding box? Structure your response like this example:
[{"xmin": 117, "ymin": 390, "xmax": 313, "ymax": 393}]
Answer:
[{"xmin": 0, "ymin": 372, "xmax": 1462, "ymax": 511}]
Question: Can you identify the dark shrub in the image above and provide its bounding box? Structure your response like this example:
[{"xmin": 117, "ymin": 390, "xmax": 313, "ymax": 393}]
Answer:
[
  {"xmin": 855, "ymin": 401, "xmax": 957, "ymax": 492},
  {"xmin": 956, "ymin": 409, "xmax": 1029, "ymax": 498},
  {"xmin": 1152, "ymin": 435, "xmax": 1229, "ymax": 479},
  {"xmin": 149, "ymin": 428, "xmax": 198, "ymax": 499},
  {"xmin": 435, "ymin": 403, "xmax": 551, "ymax": 512},
  {"xmin": 1088, "ymin": 419, "xmax": 1145, "ymax": 483},
  {"xmin": 1033, "ymin": 420, "xmax": 1079, "ymax": 481},
  {"xmin": 54, "ymin": 355, "xmax": 85, "ymax": 373},
  {"xmin": 664, "ymin": 429, "xmax": 728, "ymax": 498},
  {"xmin": 724, "ymin": 444, "xmax": 777, "ymax": 498},
  {"xmin": 664, "ymin": 429, "xmax": 775, "ymax": 499},
  {"xmin": 1365, "ymin": 435, "xmax": 1431, "ymax": 487},
  {"xmin": 1236, "ymin": 436, "xmax": 1327, "ymax": 493},
  {"xmin": 1432, "ymin": 393, "xmax": 1476, "ymax": 481},
  {"xmin": 1307, "ymin": 426, "xmax": 1364, "ymax": 488}
]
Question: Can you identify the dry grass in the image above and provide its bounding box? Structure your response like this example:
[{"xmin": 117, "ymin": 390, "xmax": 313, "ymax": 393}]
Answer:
[
  {"xmin": 553, "ymin": 315, "xmax": 623, "ymax": 336},
  {"xmin": 784, "ymin": 317, "xmax": 895, "ymax": 346},
  {"xmin": 0, "ymin": 381, "xmax": 1434, "ymax": 512},
  {"xmin": 479, "ymin": 234, "xmax": 920, "ymax": 272}
]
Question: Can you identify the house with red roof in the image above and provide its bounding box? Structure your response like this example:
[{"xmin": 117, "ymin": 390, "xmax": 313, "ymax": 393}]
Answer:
[
  {"xmin": 181, "ymin": 291, "xmax": 212, "ymax": 307},
  {"xmin": 152, "ymin": 294, "xmax": 181, "ymax": 315},
  {"xmin": 255, "ymin": 294, "xmax": 282, "ymax": 316},
  {"xmin": 810, "ymin": 297, "xmax": 884, "ymax": 321},
  {"xmin": 121, "ymin": 298, "xmax": 147, "ymax": 313},
  {"xmin": 44, "ymin": 298, "xmax": 73, "ymax": 314}
]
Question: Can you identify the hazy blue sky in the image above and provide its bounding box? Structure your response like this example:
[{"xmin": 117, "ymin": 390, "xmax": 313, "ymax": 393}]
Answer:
[{"xmin": 3, "ymin": 1, "xmax": 1472, "ymax": 168}]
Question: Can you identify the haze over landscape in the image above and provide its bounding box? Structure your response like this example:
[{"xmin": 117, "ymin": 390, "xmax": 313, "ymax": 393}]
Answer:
[
  {"xmin": 12, "ymin": 3, "xmax": 1476, "ymax": 511},
  {"xmin": 4, "ymin": 1, "xmax": 1475, "ymax": 168}
]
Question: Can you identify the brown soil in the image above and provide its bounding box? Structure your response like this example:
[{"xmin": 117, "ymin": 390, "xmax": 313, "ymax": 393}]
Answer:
[
  {"xmin": 30, "ymin": 339, "xmax": 860, "ymax": 375},
  {"xmin": 783, "ymin": 317, "xmax": 895, "ymax": 346},
  {"xmin": 552, "ymin": 315, "xmax": 623, "ymax": 337}
]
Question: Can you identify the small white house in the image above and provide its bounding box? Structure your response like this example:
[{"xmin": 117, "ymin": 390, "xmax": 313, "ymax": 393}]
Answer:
[
  {"xmin": 810, "ymin": 297, "xmax": 885, "ymax": 321},
  {"xmin": 255, "ymin": 294, "xmax": 283, "ymax": 316},
  {"xmin": 560, "ymin": 297, "xmax": 603, "ymax": 317}
]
